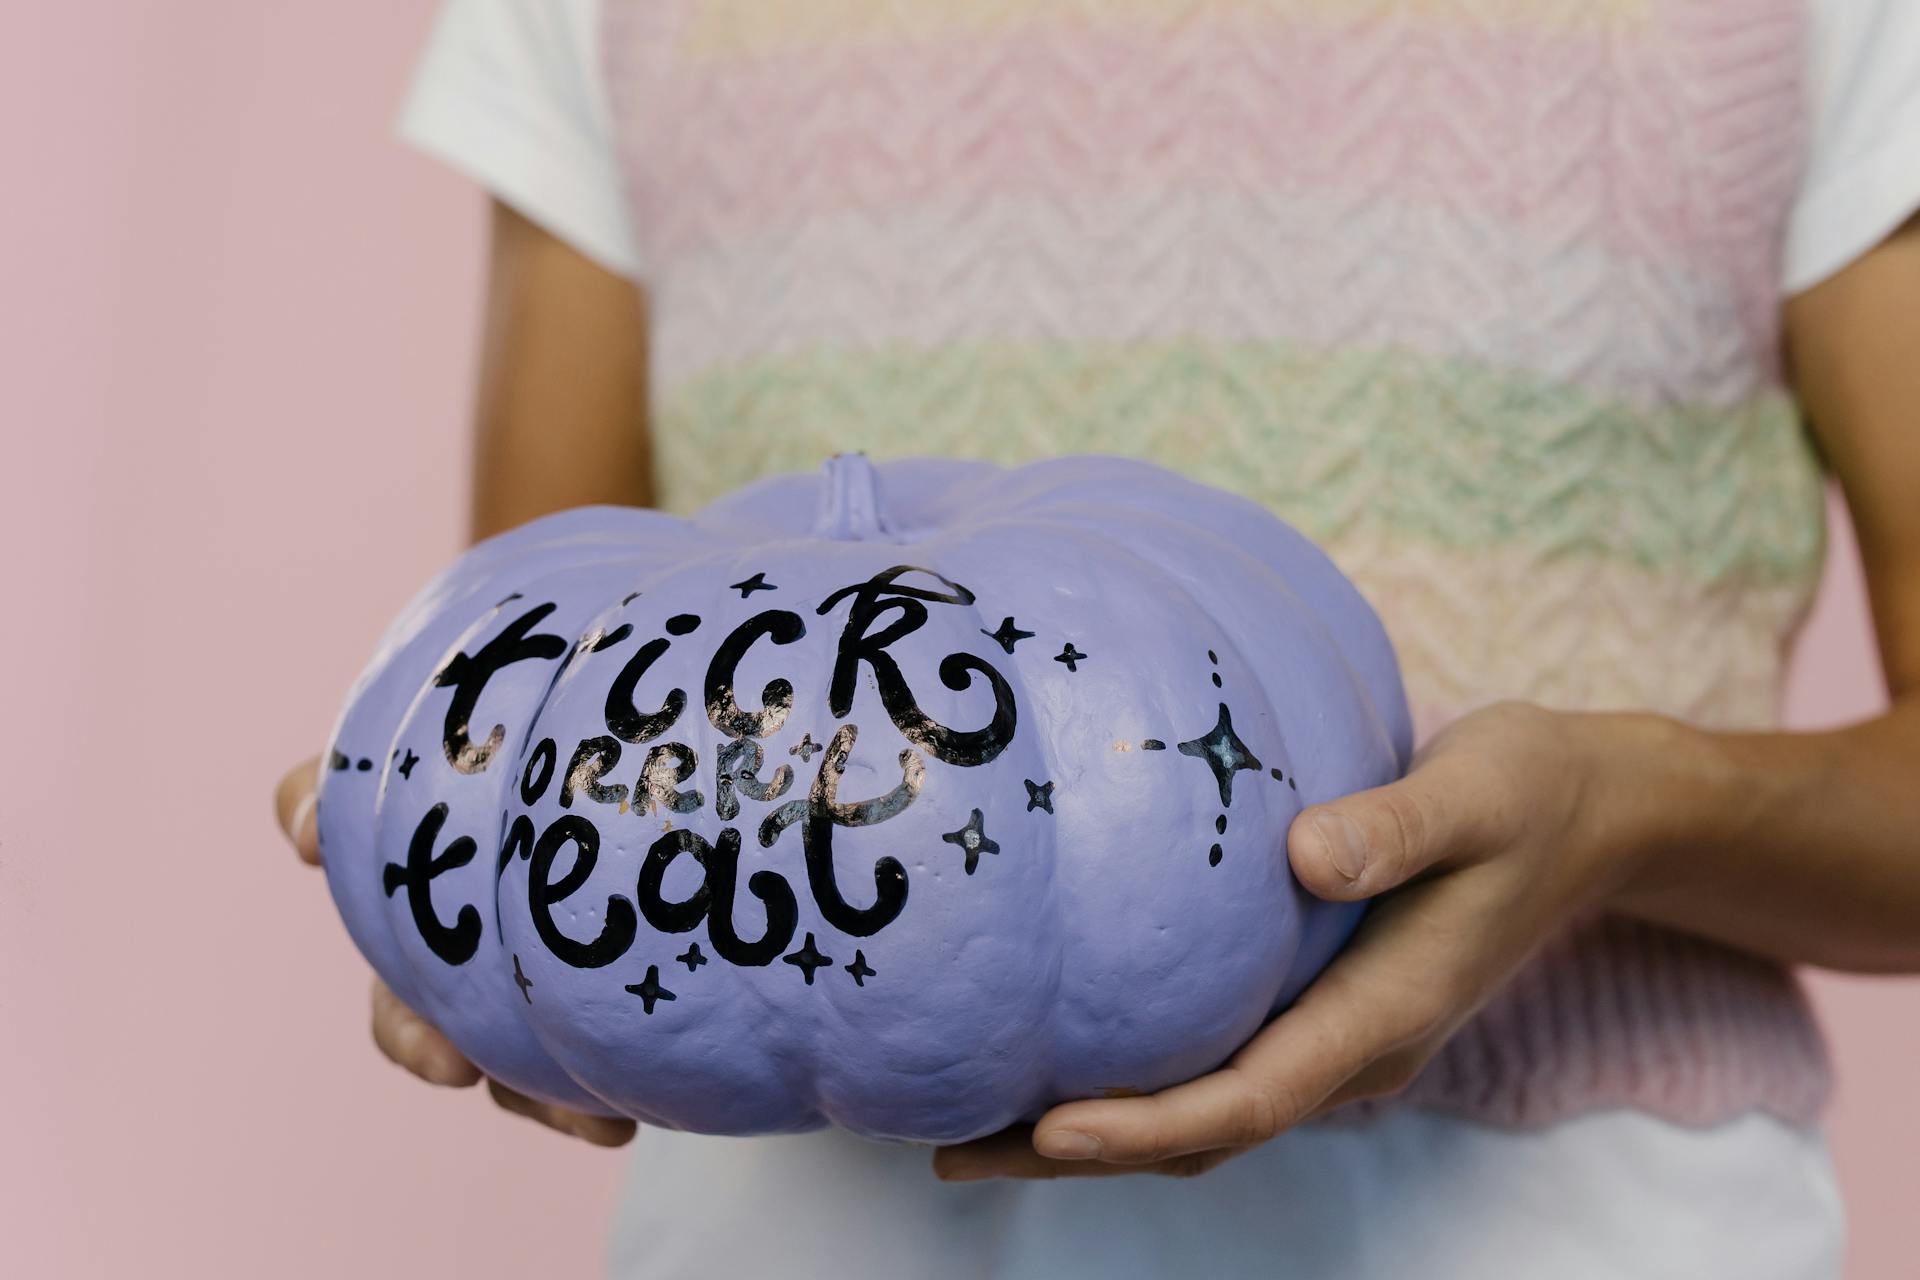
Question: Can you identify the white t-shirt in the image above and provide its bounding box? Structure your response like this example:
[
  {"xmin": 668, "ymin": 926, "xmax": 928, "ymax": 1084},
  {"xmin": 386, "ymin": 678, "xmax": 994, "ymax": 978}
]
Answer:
[
  {"xmin": 395, "ymin": 5, "xmax": 1920, "ymax": 1277},
  {"xmin": 398, "ymin": 0, "xmax": 1920, "ymax": 295}
]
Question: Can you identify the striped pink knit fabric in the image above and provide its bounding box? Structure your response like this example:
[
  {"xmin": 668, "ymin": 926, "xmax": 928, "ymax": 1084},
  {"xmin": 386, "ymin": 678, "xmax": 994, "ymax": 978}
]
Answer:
[{"xmin": 597, "ymin": 0, "xmax": 1831, "ymax": 1128}]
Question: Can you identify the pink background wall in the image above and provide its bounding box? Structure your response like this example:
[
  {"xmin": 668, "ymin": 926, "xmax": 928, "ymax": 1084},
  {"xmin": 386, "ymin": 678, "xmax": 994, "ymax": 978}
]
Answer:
[{"xmin": 1, "ymin": 3, "xmax": 1911, "ymax": 1275}]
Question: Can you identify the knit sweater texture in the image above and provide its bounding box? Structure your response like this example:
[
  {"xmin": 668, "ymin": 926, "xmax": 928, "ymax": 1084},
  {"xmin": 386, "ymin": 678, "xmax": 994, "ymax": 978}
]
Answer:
[{"xmin": 598, "ymin": 0, "xmax": 1830, "ymax": 1127}]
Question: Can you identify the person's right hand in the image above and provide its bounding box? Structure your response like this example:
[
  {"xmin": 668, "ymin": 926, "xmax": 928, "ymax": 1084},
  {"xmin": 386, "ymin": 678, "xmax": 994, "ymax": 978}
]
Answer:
[{"xmin": 275, "ymin": 755, "xmax": 637, "ymax": 1147}]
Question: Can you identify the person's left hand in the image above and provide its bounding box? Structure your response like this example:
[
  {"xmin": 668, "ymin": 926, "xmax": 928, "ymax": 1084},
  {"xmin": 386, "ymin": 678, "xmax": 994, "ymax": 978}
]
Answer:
[{"xmin": 933, "ymin": 700, "xmax": 1675, "ymax": 1181}]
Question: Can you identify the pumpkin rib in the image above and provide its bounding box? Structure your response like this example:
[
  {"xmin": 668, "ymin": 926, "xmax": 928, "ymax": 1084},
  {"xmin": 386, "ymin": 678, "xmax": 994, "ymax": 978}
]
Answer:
[
  {"xmin": 1002, "ymin": 494, "xmax": 1392, "ymax": 1012},
  {"xmin": 782, "ymin": 529, "xmax": 1066, "ymax": 1138},
  {"xmin": 499, "ymin": 537, "xmax": 782, "ymax": 1118},
  {"xmin": 509, "ymin": 539, "xmax": 819, "ymax": 1120},
  {"xmin": 366, "ymin": 524, "xmax": 716, "ymax": 1112},
  {"xmin": 943, "ymin": 502, "xmax": 1313, "ymax": 1106}
]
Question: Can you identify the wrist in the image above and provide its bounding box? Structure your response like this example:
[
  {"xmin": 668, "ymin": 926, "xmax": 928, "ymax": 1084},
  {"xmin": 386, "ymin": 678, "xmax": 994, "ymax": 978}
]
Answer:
[{"xmin": 1590, "ymin": 711, "xmax": 1751, "ymax": 913}]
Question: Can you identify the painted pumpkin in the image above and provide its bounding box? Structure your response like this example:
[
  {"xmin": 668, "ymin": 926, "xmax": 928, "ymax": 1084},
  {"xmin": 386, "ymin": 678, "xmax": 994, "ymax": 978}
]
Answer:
[{"xmin": 317, "ymin": 454, "xmax": 1411, "ymax": 1142}]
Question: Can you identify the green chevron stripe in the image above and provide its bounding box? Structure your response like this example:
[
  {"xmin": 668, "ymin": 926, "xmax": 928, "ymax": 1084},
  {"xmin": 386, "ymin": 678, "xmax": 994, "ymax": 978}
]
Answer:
[{"xmin": 654, "ymin": 338, "xmax": 1825, "ymax": 584}]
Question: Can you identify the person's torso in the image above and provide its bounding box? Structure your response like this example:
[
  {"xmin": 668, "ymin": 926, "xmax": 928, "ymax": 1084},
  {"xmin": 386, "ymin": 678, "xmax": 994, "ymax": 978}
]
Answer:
[
  {"xmin": 598, "ymin": 0, "xmax": 1827, "ymax": 736},
  {"xmin": 583, "ymin": 10, "xmax": 1837, "ymax": 1252}
]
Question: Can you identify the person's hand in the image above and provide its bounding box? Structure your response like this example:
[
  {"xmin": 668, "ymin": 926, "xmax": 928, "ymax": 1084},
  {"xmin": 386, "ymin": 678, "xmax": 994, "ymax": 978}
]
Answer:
[
  {"xmin": 275, "ymin": 756, "xmax": 636, "ymax": 1147},
  {"xmin": 933, "ymin": 701, "xmax": 1674, "ymax": 1180}
]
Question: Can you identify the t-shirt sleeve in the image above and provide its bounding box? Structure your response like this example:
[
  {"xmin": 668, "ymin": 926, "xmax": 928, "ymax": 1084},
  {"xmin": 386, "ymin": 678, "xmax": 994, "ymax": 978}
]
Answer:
[
  {"xmin": 1785, "ymin": 0, "xmax": 1920, "ymax": 293},
  {"xmin": 396, "ymin": 0, "xmax": 640, "ymax": 279}
]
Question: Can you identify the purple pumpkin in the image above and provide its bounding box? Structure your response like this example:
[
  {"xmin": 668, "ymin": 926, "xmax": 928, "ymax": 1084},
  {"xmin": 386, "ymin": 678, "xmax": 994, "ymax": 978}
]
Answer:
[{"xmin": 317, "ymin": 455, "xmax": 1411, "ymax": 1142}]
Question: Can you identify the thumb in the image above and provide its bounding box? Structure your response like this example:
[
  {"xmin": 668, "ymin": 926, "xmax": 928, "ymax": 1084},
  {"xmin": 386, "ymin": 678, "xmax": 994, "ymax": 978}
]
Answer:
[
  {"xmin": 274, "ymin": 755, "xmax": 323, "ymax": 866},
  {"xmin": 1287, "ymin": 755, "xmax": 1491, "ymax": 900}
]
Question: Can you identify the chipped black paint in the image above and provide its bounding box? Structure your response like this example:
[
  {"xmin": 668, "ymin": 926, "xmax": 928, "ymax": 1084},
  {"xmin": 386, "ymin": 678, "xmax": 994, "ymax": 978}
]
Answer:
[
  {"xmin": 816, "ymin": 566, "xmax": 1016, "ymax": 768},
  {"xmin": 435, "ymin": 604, "xmax": 569, "ymax": 774}
]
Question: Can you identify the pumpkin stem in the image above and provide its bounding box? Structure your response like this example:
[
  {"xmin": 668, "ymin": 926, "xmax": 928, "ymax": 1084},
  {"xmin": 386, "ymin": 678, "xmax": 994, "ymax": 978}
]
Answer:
[{"xmin": 812, "ymin": 453, "xmax": 894, "ymax": 541}]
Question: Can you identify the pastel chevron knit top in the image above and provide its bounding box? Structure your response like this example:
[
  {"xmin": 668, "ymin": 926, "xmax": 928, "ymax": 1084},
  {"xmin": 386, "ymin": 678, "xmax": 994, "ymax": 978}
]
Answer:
[{"xmin": 400, "ymin": 0, "xmax": 1920, "ymax": 1129}]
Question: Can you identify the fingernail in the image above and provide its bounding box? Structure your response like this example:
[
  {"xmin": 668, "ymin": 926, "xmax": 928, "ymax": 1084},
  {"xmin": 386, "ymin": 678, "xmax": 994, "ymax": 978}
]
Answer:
[
  {"xmin": 290, "ymin": 792, "xmax": 316, "ymax": 840},
  {"xmin": 1312, "ymin": 812, "xmax": 1369, "ymax": 883},
  {"xmin": 429, "ymin": 1059, "xmax": 469, "ymax": 1087},
  {"xmin": 934, "ymin": 1153, "xmax": 988, "ymax": 1182},
  {"xmin": 1036, "ymin": 1130, "xmax": 1102, "ymax": 1160}
]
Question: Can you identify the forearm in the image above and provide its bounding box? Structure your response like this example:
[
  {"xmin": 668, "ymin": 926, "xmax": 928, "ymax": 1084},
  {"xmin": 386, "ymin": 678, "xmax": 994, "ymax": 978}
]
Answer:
[
  {"xmin": 1606, "ymin": 698, "xmax": 1920, "ymax": 972},
  {"xmin": 470, "ymin": 200, "xmax": 652, "ymax": 541},
  {"xmin": 1610, "ymin": 216, "xmax": 1920, "ymax": 972}
]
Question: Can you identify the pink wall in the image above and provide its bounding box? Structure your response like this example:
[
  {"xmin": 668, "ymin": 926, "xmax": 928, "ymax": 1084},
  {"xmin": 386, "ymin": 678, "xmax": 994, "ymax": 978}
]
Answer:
[{"xmin": 0, "ymin": 2, "xmax": 1910, "ymax": 1275}]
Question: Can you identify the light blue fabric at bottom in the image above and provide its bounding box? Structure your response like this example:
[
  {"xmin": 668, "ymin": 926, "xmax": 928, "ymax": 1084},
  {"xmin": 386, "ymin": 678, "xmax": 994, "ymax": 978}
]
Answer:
[{"xmin": 607, "ymin": 1107, "xmax": 1844, "ymax": 1279}]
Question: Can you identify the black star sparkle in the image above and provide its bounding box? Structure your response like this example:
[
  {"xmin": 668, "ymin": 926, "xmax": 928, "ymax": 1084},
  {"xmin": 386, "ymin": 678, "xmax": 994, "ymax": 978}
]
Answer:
[
  {"xmin": 676, "ymin": 943, "xmax": 708, "ymax": 972},
  {"xmin": 784, "ymin": 932, "xmax": 833, "ymax": 985},
  {"xmin": 624, "ymin": 964, "xmax": 676, "ymax": 1014},
  {"xmin": 396, "ymin": 748, "xmax": 419, "ymax": 779},
  {"xmin": 941, "ymin": 807, "xmax": 1000, "ymax": 875},
  {"xmin": 844, "ymin": 951, "xmax": 876, "ymax": 987},
  {"xmin": 730, "ymin": 571, "xmax": 777, "ymax": 597},
  {"xmin": 981, "ymin": 616, "xmax": 1036, "ymax": 654},
  {"xmin": 512, "ymin": 954, "xmax": 534, "ymax": 1004},
  {"xmin": 1177, "ymin": 702, "xmax": 1263, "ymax": 807},
  {"xmin": 1024, "ymin": 778, "xmax": 1055, "ymax": 813},
  {"xmin": 1053, "ymin": 643, "xmax": 1088, "ymax": 672},
  {"xmin": 790, "ymin": 733, "xmax": 822, "ymax": 763}
]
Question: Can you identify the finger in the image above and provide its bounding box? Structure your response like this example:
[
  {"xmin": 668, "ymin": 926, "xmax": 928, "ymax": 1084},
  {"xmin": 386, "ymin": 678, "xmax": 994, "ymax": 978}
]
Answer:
[
  {"xmin": 1031, "ymin": 880, "xmax": 1484, "ymax": 1165},
  {"xmin": 274, "ymin": 756, "xmax": 323, "ymax": 866},
  {"xmin": 1301, "ymin": 1046, "xmax": 1433, "ymax": 1122},
  {"xmin": 487, "ymin": 1079, "xmax": 637, "ymax": 1148},
  {"xmin": 1287, "ymin": 750, "xmax": 1500, "ymax": 900},
  {"xmin": 934, "ymin": 1128, "xmax": 1244, "ymax": 1182},
  {"xmin": 370, "ymin": 978, "xmax": 483, "ymax": 1088}
]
